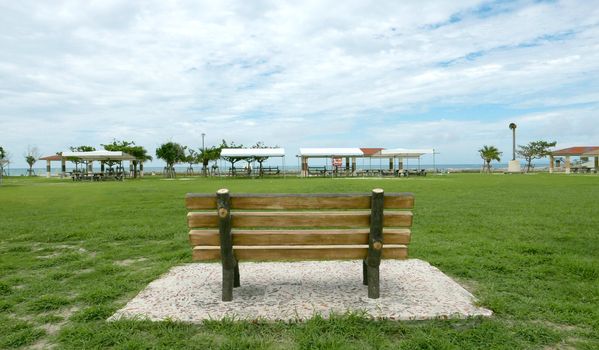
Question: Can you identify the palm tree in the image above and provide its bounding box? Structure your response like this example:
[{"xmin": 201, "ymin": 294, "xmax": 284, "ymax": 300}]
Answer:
[{"xmin": 479, "ymin": 145, "xmax": 502, "ymax": 173}]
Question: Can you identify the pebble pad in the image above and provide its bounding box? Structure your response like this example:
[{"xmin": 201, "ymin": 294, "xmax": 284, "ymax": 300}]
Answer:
[{"xmin": 109, "ymin": 259, "xmax": 492, "ymax": 322}]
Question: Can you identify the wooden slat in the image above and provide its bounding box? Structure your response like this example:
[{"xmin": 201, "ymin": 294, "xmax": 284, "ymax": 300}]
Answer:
[
  {"xmin": 185, "ymin": 194, "xmax": 216, "ymax": 210},
  {"xmin": 187, "ymin": 211, "xmax": 413, "ymax": 228},
  {"xmin": 384, "ymin": 211, "xmax": 413, "ymax": 227},
  {"xmin": 192, "ymin": 244, "xmax": 408, "ymax": 261},
  {"xmin": 384, "ymin": 194, "xmax": 415, "ymax": 209},
  {"xmin": 185, "ymin": 192, "xmax": 414, "ymax": 210},
  {"xmin": 188, "ymin": 228, "xmax": 411, "ymax": 246}
]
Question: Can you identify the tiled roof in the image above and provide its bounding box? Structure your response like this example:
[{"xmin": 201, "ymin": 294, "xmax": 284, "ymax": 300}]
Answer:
[{"xmin": 552, "ymin": 147, "xmax": 599, "ymax": 156}]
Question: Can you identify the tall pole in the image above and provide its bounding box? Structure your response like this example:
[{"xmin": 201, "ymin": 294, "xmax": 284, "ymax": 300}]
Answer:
[{"xmin": 509, "ymin": 123, "xmax": 517, "ymax": 161}]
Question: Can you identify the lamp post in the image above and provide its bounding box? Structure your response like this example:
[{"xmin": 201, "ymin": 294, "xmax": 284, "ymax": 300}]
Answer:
[{"xmin": 508, "ymin": 123, "xmax": 521, "ymax": 173}]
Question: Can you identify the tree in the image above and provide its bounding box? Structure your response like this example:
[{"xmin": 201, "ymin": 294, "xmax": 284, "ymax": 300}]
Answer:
[
  {"xmin": 128, "ymin": 146, "xmax": 153, "ymax": 177},
  {"xmin": 182, "ymin": 147, "xmax": 198, "ymax": 175},
  {"xmin": 0, "ymin": 146, "xmax": 8, "ymax": 185},
  {"xmin": 198, "ymin": 146, "xmax": 221, "ymax": 176},
  {"xmin": 517, "ymin": 140, "xmax": 557, "ymax": 172},
  {"xmin": 156, "ymin": 142, "xmax": 185, "ymax": 178},
  {"xmin": 102, "ymin": 140, "xmax": 152, "ymax": 178},
  {"xmin": 479, "ymin": 145, "xmax": 502, "ymax": 173},
  {"xmin": 24, "ymin": 146, "xmax": 40, "ymax": 176},
  {"xmin": 67, "ymin": 146, "xmax": 96, "ymax": 171},
  {"xmin": 219, "ymin": 140, "xmax": 246, "ymax": 173},
  {"xmin": 251, "ymin": 141, "xmax": 277, "ymax": 176}
]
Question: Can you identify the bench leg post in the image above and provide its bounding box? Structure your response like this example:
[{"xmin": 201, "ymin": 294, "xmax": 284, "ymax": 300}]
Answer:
[
  {"xmin": 234, "ymin": 264, "xmax": 240, "ymax": 288},
  {"xmin": 222, "ymin": 267, "xmax": 234, "ymax": 302},
  {"xmin": 366, "ymin": 189, "xmax": 384, "ymax": 299},
  {"xmin": 367, "ymin": 265, "xmax": 380, "ymax": 299},
  {"xmin": 362, "ymin": 259, "xmax": 368, "ymax": 285}
]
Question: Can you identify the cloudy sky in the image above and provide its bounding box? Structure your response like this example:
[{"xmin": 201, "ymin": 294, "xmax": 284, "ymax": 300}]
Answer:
[{"xmin": 1, "ymin": 0, "xmax": 599, "ymax": 167}]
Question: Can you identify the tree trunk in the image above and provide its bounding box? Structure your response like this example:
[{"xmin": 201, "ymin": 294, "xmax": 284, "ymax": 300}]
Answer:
[{"xmin": 132, "ymin": 160, "xmax": 138, "ymax": 178}]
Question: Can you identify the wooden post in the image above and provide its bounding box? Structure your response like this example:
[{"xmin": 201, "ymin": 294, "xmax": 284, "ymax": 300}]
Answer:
[
  {"xmin": 217, "ymin": 188, "xmax": 237, "ymax": 301},
  {"xmin": 234, "ymin": 265, "xmax": 240, "ymax": 288},
  {"xmin": 46, "ymin": 160, "xmax": 51, "ymax": 178},
  {"xmin": 549, "ymin": 155, "xmax": 554, "ymax": 174},
  {"xmin": 565, "ymin": 156, "xmax": 571, "ymax": 174},
  {"xmin": 366, "ymin": 188, "xmax": 384, "ymax": 298},
  {"xmin": 351, "ymin": 157, "xmax": 356, "ymax": 174},
  {"xmin": 362, "ymin": 259, "xmax": 368, "ymax": 285},
  {"xmin": 140, "ymin": 162, "xmax": 144, "ymax": 177}
]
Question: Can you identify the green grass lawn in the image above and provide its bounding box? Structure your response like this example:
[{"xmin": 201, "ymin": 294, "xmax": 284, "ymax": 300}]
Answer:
[{"xmin": 0, "ymin": 174, "xmax": 598, "ymax": 349}]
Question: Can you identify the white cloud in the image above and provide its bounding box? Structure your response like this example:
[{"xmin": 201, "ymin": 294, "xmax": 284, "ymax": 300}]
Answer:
[{"xmin": 1, "ymin": 0, "xmax": 599, "ymax": 167}]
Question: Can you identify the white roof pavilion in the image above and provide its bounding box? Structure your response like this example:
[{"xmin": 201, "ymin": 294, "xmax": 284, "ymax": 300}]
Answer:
[
  {"xmin": 299, "ymin": 148, "xmax": 363, "ymax": 157},
  {"xmin": 61, "ymin": 151, "xmax": 136, "ymax": 161},
  {"xmin": 379, "ymin": 148, "xmax": 434, "ymax": 158},
  {"xmin": 220, "ymin": 148, "xmax": 285, "ymax": 157}
]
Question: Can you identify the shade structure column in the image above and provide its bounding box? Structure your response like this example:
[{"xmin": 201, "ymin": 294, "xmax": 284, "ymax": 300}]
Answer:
[
  {"xmin": 351, "ymin": 157, "xmax": 356, "ymax": 174},
  {"xmin": 549, "ymin": 155, "xmax": 554, "ymax": 173},
  {"xmin": 140, "ymin": 162, "xmax": 144, "ymax": 177},
  {"xmin": 565, "ymin": 156, "xmax": 571, "ymax": 174},
  {"xmin": 46, "ymin": 160, "xmax": 51, "ymax": 178},
  {"xmin": 595, "ymin": 157, "xmax": 599, "ymax": 173},
  {"xmin": 301, "ymin": 156, "xmax": 308, "ymax": 177},
  {"xmin": 61, "ymin": 158, "xmax": 66, "ymax": 178}
]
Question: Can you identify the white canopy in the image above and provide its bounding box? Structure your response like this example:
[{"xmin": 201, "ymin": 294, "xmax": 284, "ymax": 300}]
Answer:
[
  {"xmin": 379, "ymin": 148, "xmax": 434, "ymax": 158},
  {"xmin": 220, "ymin": 148, "xmax": 285, "ymax": 157},
  {"xmin": 299, "ymin": 148, "xmax": 363, "ymax": 157},
  {"xmin": 61, "ymin": 151, "xmax": 136, "ymax": 161}
]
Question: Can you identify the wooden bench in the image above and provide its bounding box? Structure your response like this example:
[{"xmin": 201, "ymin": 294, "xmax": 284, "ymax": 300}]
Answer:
[
  {"xmin": 259, "ymin": 166, "xmax": 280, "ymax": 176},
  {"xmin": 307, "ymin": 166, "xmax": 327, "ymax": 176},
  {"xmin": 185, "ymin": 188, "xmax": 414, "ymax": 301}
]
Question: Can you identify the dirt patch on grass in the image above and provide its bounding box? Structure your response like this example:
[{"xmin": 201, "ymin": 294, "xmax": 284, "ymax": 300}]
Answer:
[{"xmin": 115, "ymin": 257, "xmax": 148, "ymax": 266}]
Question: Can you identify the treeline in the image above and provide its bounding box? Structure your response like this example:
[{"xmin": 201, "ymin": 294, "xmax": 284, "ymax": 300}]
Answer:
[
  {"xmin": 0, "ymin": 139, "xmax": 276, "ymax": 179},
  {"xmin": 157, "ymin": 140, "xmax": 276, "ymax": 178}
]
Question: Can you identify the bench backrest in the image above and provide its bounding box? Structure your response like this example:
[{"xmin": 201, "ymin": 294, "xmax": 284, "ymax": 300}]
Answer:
[{"xmin": 186, "ymin": 189, "xmax": 414, "ymax": 261}]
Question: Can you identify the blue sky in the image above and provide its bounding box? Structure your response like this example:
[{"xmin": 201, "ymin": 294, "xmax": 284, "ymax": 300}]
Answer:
[{"xmin": 1, "ymin": 0, "xmax": 599, "ymax": 167}]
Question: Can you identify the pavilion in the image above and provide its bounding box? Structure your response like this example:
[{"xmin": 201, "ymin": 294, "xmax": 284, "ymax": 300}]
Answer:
[
  {"xmin": 40, "ymin": 151, "xmax": 137, "ymax": 178},
  {"xmin": 298, "ymin": 147, "xmax": 434, "ymax": 177},
  {"xmin": 550, "ymin": 147, "xmax": 599, "ymax": 174}
]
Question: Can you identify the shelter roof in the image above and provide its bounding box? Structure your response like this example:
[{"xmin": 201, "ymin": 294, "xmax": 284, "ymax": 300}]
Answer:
[
  {"xmin": 61, "ymin": 151, "xmax": 136, "ymax": 161},
  {"xmin": 552, "ymin": 146, "xmax": 599, "ymax": 156},
  {"xmin": 40, "ymin": 154, "xmax": 62, "ymax": 161},
  {"xmin": 360, "ymin": 148, "xmax": 384, "ymax": 156},
  {"xmin": 379, "ymin": 148, "xmax": 434, "ymax": 157},
  {"xmin": 299, "ymin": 148, "xmax": 363, "ymax": 157},
  {"xmin": 220, "ymin": 148, "xmax": 285, "ymax": 157}
]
